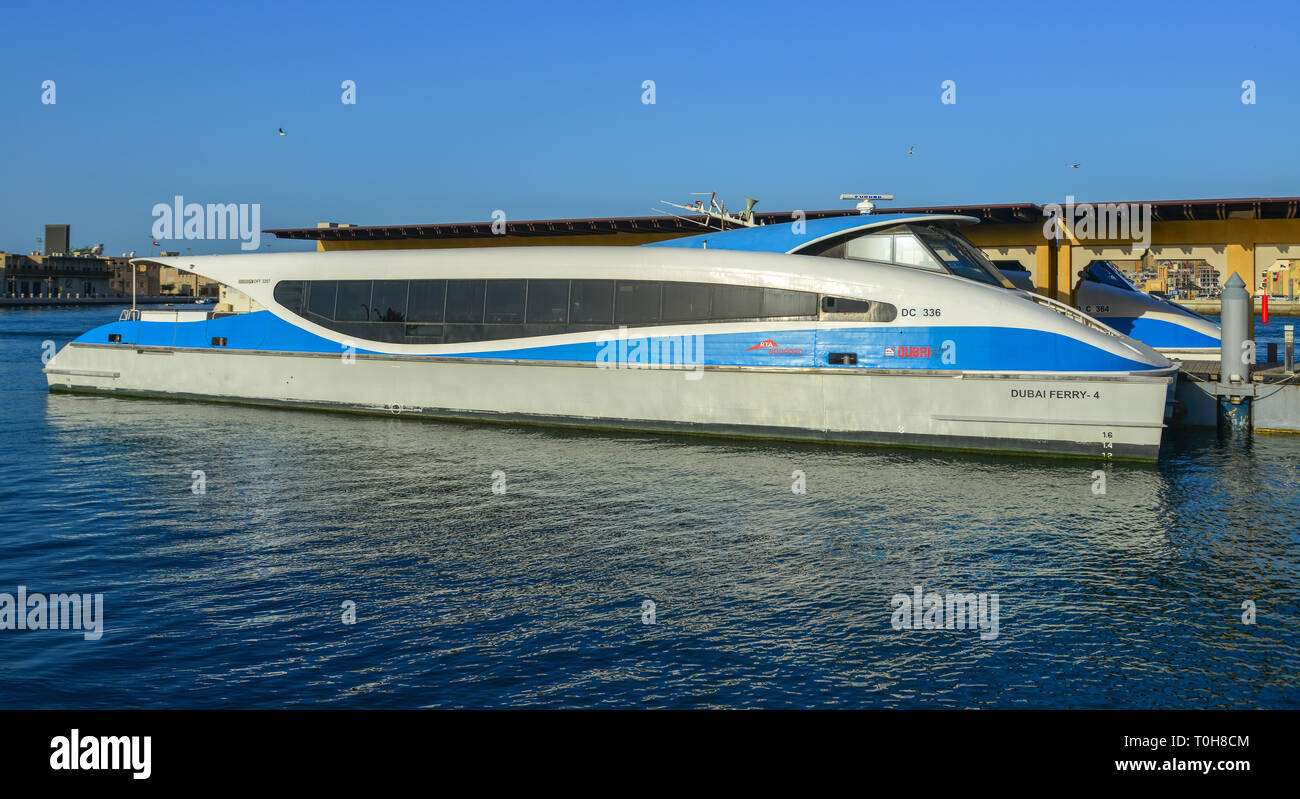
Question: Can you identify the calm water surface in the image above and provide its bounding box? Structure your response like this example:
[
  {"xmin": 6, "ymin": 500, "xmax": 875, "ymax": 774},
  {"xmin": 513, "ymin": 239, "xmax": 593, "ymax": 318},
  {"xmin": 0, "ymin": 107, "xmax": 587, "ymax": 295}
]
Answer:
[{"xmin": 1, "ymin": 306, "xmax": 1297, "ymax": 708}]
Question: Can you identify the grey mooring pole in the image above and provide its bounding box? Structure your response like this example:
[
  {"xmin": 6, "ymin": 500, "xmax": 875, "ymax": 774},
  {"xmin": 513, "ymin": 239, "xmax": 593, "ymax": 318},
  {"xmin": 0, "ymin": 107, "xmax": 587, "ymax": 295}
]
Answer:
[
  {"xmin": 1217, "ymin": 273, "xmax": 1253, "ymax": 432},
  {"xmin": 1286, "ymin": 324, "xmax": 1295, "ymax": 373}
]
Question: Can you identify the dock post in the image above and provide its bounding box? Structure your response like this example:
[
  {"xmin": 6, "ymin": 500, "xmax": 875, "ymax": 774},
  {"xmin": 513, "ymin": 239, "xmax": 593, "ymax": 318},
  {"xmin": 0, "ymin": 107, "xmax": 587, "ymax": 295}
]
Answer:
[
  {"xmin": 1286, "ymin": 324, "xmax": 1295, "ymax": 373},
  {"xmin": 1217, "ymin": 273, "xmax": 1253, "ymax": 432}
]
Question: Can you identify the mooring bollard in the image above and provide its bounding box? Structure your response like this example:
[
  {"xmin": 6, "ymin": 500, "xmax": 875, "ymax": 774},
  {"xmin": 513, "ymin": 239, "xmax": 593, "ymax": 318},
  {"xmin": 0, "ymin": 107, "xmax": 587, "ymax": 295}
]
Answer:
[
  {"xmin": 1217, "ymin": 273, "xmax": 1253, "ymax": 432},
  {"xmin": 1286, "ymin": 324, "xmax": 1295, "ymax": 373}
]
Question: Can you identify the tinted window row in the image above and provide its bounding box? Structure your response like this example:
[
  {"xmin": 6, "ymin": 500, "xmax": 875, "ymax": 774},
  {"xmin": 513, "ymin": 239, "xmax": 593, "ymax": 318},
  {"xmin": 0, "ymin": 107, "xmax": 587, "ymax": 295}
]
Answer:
[{"xmin": 272, "ymin": 278, "xmax": 820, "ymax": 343}]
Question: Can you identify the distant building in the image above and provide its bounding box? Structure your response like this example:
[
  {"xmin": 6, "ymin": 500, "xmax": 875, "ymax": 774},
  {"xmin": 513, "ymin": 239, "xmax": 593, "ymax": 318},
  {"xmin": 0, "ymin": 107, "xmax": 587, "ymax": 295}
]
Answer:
[
  {"xmin": 1156, "ymin": 259, "xmax": 1221, "ymax": 296},
  {"xmin": 44, "ymin": 224, "xmax": 70, "ymax": 255},
  {"xmin": 106, "ymin": 257, "xmax": 160, "ymax": 297},
  {"xmin": 1, "ymin": 252, "xmax": 110, "ymax": 297},
  {"xmin": 1262, "ymin": 261, "xmax": 1298, "ymax": 297},
  {"xmin": 157, "ymin": 265, "xmax": 219, "ymax": 298}
]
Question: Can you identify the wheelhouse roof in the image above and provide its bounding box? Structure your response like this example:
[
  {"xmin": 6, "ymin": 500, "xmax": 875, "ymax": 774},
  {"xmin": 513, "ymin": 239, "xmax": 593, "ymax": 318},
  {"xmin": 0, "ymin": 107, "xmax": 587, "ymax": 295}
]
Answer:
[{"xmin": 642, "ymin": 213, "xmax": 980, "ymax": 253}]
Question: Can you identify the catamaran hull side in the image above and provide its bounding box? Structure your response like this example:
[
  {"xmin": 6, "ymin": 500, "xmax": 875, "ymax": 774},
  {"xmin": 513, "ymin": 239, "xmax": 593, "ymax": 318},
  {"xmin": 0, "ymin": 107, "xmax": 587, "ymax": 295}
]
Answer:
[{"xmin": 46, "ymin": 343, "xmax": 1173, "ymax": 460}]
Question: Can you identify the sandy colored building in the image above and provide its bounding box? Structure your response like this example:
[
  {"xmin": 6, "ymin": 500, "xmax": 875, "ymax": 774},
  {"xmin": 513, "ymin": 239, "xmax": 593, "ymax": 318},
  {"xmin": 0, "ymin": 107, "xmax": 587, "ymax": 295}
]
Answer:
[
  {"xmin": 1, "ymin": 252, "xmax": 110, "ymax": 297},
  {"xmin": 1261, "ymin": 261, "xmax": 1299, "ymax": 297}
]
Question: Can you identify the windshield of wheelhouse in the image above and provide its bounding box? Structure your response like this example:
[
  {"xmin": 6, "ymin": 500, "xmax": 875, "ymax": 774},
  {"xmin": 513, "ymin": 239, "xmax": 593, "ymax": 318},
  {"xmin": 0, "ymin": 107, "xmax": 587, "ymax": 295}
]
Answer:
[
  {"xmin": 1083, "ymin": 261, "xmax": 1138, "ymax": 292},
  {"xmin": 911, "ymin": 225, "xmax": 1016, "ymax": 289},
  {"xmin": 803, "ymin": 224, "xmax": 1015, "ymax": 289}
]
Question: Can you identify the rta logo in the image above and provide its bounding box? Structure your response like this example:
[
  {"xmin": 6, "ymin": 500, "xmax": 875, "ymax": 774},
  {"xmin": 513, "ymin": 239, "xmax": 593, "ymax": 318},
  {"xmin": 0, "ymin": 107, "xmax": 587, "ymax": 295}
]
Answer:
[{"xmin": 745, "ymin": 339, "xmax": 803, "ymax": 355}]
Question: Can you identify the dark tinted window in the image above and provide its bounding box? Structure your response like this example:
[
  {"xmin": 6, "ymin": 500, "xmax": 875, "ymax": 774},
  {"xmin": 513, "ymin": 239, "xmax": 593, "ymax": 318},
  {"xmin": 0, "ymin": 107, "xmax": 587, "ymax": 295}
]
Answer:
[
  {"xmin": 404, "ymin": 323, "xmax": 443, "ymax": 340},
  {"xmin": 336, "ymin": 280, "xmax": 371, "ymax": 322},
  {"xmin": 712, "ymin": 285, "xmax": 763, "ymax": 319},
  {"xmin": 446, "ymin": 280, "xmax": 485, "ymax": 323},
  {"xmin": 616, "ymin": 281, "xmax": 661, "ymax": 324},
  {"xmin": 662, "ymin": 282, "xmax": 711, "ymax": 322},
  {"xmin": 283, "ymin": 278, "xmax": 819, "ymax": 344},
  {"xmin": 484, "ymin": 280, "xmax": 525, "ymax": 323},
  {"xmin": 273, "ymin": 280, "xmax": 304, "ymax": 314},
  {"xmin": 822, "ymin": 296, "xmax": 872, "ymax": 313},
  {"xmin": 527, "ymin": 280, "xmax": 569, "ymax": 323},
  {"xmin": 371, "ymin": 280, "xmax": 408, "ymax": 321},
  {"xmin": 408, "ymin": 280, "xmax": 446, "ymax": 322},
  {"xmin": 763, "ymin": 288, "xmax": 817, "ymax": 317},
  {"xmin": 570, "ymin": 280, "xmax": 614, "ymax": 323},
  {"xmin": 821, "ymin": 295, "xmax": 897, "ymax": 322},
  {"xmin": 307, "ymin": 281, "xmax": 336, "ymax": 319}
]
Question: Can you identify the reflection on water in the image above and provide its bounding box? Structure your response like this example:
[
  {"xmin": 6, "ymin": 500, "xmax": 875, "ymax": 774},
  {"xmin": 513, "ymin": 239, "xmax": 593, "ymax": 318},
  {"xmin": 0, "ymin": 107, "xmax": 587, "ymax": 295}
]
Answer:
[{"xmin": 0, "ymin": 307, "xmax": 1297, "ymax": 708}]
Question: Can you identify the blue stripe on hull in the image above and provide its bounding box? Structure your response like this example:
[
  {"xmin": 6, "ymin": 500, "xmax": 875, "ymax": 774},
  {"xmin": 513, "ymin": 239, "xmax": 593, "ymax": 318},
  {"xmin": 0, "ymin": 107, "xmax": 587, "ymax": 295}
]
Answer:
[
  {"xmin": 77, "ymin": 310, "xmax": 1159, "ymax": 372},
  {"xmin": 1098, "ymin": 316, "xmax": 1220, "ymax": 349}
]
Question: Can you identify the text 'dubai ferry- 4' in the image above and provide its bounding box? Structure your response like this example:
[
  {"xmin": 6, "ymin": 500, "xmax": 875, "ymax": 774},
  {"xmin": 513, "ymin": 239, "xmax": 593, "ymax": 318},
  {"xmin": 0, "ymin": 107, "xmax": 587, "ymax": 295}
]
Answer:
[{"xmin": 44, "ymin": 242, "xmax": 1178, "ymax": 460}]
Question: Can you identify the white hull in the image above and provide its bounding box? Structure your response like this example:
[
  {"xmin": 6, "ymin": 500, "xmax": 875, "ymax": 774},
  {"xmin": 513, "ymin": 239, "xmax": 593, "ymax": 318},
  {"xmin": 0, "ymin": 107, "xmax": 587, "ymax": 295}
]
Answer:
[{"xmin": 47, "ymin": 343, "xmax": 1174, "ymax": 460}]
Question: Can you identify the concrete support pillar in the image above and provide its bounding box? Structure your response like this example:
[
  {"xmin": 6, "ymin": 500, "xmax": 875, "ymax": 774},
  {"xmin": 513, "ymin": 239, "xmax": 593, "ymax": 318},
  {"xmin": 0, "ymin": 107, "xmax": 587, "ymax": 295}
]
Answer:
[
  {"xmin": 1035, "ymin": 243, "xmax": 1054, "ymax": 297},
  {"xmin": 1226, "ymin": 238, "xmax": 1256, "ymax": 294},
  {"xmin": 1055, "ymin": 241, "xmax": 1073, "ymax": 304}
]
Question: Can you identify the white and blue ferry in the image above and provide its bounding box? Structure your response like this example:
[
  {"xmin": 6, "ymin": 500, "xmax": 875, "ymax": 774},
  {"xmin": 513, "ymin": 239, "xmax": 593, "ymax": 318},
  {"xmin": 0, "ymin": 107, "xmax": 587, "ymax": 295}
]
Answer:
[{"xmin": 45, "ymin": 242, "xmax": 1177, "ymax": 459}]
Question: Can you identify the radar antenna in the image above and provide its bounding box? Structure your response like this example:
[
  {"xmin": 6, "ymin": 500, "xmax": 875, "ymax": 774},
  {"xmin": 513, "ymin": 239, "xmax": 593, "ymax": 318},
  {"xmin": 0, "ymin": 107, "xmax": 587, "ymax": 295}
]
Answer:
[{"xmin": 839, "ymin": 193, "xmax": 895, "ymax": 214}]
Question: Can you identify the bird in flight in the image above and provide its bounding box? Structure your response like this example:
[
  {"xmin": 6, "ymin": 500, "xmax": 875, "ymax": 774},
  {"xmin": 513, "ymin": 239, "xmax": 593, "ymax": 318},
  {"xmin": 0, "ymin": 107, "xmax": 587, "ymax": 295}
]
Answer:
[
  {"xmin": 1068, "ymin": 163, "xmax": 1080, "ymax": 168},
  {"xmin": 907, "ymin": 146, "xmax": 914, "ymax": 155},
  {"xmin": 279, "ymin": 128, "xmax": 287, "ymax": 136}
]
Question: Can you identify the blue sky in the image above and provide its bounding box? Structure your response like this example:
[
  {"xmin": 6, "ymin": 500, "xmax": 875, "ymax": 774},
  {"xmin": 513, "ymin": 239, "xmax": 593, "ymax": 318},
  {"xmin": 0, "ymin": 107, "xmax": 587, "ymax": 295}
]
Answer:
[{"xmin": 2, "ymin": 0, "xmax": 1297, "ymax": 255}]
